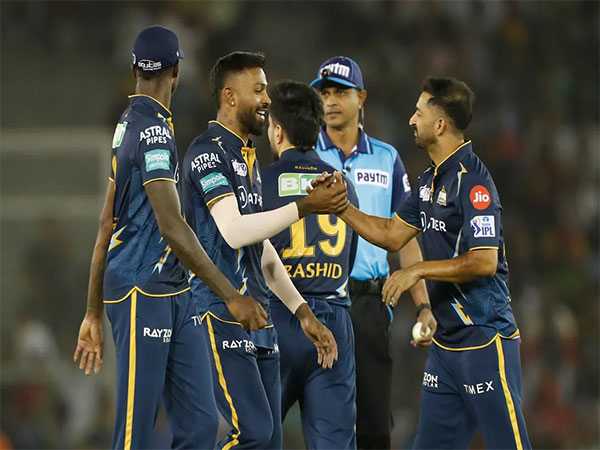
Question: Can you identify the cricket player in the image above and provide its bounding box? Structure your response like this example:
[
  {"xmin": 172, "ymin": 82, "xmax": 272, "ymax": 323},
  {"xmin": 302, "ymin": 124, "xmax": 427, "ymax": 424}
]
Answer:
[
  {"xmin": 312, "ymin": 77, "xmax": 531, "ymax": 449},
  {"xmin": 261, "ymin": 80, "xmax": 360, "ymax": 449},
  {"xmin": 180, "ymin": 52, "xmax": 342, "ymax": 450},
  {"xmin": 309, "ymin": 56, "xmax": 433, "ymax": 450},
  {"xmin": 73, "ymin": 27, "xmax": 266, "ymax": 450}
]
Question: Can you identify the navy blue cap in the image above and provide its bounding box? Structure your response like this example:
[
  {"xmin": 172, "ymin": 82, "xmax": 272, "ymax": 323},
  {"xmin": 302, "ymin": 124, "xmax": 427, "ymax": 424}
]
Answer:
[
  {"xmin": 310, "ymin": 56, "xmax": 364, "ymax": 90},
  {"xmin": 132, "ymin": 25, "xmax": 184, "ymax": 73}
]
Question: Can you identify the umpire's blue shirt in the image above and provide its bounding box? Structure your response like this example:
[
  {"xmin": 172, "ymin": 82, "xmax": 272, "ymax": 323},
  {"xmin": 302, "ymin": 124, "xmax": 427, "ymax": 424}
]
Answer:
[
  {"xmin": 396, "ymin": 141, "xmax": 519, "ymax": 349},
  {"xmin": 315, "ymin": 127, "xmax": 411, "ymax": 281}
]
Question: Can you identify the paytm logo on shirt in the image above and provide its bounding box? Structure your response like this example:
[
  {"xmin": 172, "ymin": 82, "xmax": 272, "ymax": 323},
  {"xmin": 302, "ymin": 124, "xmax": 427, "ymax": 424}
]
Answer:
[{"xmin": 354, "ymin": 169, "xmax": 389, "ymax": 188}]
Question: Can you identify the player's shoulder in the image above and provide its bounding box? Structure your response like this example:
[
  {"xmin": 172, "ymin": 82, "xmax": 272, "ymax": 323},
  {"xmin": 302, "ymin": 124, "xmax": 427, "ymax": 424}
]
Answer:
[
  {"xmin": 368, "ymin": 135, "xmax": 399, "ymax": 159},
  {"xmin": 461, "ymin": 150, "xmax": 495, "ymax": 185},
  {"xmin": 185, "ymin": 128, "xmax": 227, "ymax": 161}
]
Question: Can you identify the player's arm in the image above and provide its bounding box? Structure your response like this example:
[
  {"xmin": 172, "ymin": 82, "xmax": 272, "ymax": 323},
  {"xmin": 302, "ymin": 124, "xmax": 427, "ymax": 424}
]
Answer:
[
  {"xmin": 74, "ymin": 179, "xmax": 115, "ymax": 375},
  {"xmin": 261, "ymin": 240, "xmax": 338, "ymax": 369},
  {"xmin": 145, "ymin": 180, "xmax": 267, "ymax": 330}
]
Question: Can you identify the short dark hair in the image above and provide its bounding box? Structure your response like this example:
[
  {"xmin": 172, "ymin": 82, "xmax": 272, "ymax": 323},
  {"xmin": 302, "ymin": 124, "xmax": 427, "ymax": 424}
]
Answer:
[
  {"xmin": 268, "ymin": 80, "xmax": 324, "ymax": 149},
  {"xmin": 134, "ymin": 63, "xmax": 178, "ymax": 81},
  {"xmin": 209, "ymin": 51, "xmax": 266, "ymax": 107},
  {"xmin": 422, "ymin": 77, "xmax": 475, "ymax": 131}
]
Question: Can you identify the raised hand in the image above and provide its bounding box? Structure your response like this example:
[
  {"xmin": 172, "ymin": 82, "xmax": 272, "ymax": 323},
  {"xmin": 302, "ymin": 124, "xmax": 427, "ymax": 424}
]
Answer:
[{"xmin": 298, "ymin": 171, "xmax": 349, "ymax": 217}]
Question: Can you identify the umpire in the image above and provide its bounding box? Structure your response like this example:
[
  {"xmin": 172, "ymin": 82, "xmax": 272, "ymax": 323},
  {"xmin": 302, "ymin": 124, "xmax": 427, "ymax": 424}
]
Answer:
[{"xmin": 309, "ymin": 56, "xmax": 431, "ymax": 450}]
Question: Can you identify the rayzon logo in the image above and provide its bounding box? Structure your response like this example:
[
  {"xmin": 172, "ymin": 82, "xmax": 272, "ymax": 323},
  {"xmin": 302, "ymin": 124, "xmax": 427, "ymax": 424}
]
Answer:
[
  {"xmin": 223, "ymin": 339, "xmax": 257, "ymax": 354},
  {"xmin": 143, "ymin": 327, "xmax": 172, "ymax": 343},
  {"xmin": 422, "ymin": 371, "xmax": 439, "ymax": 389},
  {"xmin": 278, "ymin": 173, "xmax": 318, "ymax": 197}
]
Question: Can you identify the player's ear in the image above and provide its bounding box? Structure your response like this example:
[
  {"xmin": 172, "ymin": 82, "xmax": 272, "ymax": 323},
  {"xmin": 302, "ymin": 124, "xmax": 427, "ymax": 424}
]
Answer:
[
  {"xmin": 435, "ymin": 117, "xmax": 447, "ymax": 136},
  {"xmin": 223, "ymin": 87, "xmax": 235, "ymax": 108},
  {"xmin": 172, "ymin": 64, "xmax": 179, "ymax": 79},
  {"xmin": 358, "ymin": 89, "xmax": 367, "ymax": 108}
]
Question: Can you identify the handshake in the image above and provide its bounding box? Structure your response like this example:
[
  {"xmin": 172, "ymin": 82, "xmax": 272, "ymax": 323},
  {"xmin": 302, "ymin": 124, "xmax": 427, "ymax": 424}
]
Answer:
[{"xmin": 296, "ymin": 171, "xmax": 350, "ymax": 218}]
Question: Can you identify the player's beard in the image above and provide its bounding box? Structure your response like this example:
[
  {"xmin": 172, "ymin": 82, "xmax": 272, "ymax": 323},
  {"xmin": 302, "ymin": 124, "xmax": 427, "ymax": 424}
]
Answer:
[
  {"xmin": 412, "ymin": 125, "xmax": 435, "ymax": 150},
  {"xmin": 238, "ymin": 106, "xmax": 266, "ymax": 137}
]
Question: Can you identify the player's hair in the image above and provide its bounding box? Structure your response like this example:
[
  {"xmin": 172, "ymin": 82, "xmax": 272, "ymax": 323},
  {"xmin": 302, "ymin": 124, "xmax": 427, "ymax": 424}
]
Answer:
[
  {"xmin": 268, "ymin": 80, "xmax": 324, "ymax": 149},
  {"xmin": 134, "ymin": 63, "xmax": 178, "ymax": 81},
  {"xmin": 422, "ymin": 77, "xmax": 475, "ymax": 131},
  {"xmin": 210, "ymin": 51, "xmax": 266, "ymax": 108}
]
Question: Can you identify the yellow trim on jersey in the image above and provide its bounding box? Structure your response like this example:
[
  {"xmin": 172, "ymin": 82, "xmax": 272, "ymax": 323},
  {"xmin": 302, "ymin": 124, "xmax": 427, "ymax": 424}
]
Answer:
[
  {"xmin": 209, "ymin": 120, "xmax": 248, "ymax": 146},
  {"xmin": 108, "ymin": 177, "xmax": 115, "ymax": 183},
  {"xmin": 432, "ymin": 330, "xmax": 520, "ymax": 352},
  {"xmin": 103, "ymin": 286, "xmax": 190, "ymax": 304},
  {"xmin": 468, "ymin": 246, "xmax": 499, "ymax": 251},
  {"xmin": 241, "ymin": 146, "xmax": 256, "ymax": 181},
  {"xmin": 142, "ymin": 177, "xmax": 177, "ymax": 186},
  {"xmin": 206, "ymin": 192, "xmax": 235, "ymax": 209},
  {"xmin": 128, "ymin": 94, "xmax": 172, "ymax": 116},
  {"xmin": 495, "ymin": 336, "xmax": 523, "ymax": 450},
  {"xmin": 433, "ymin": 140, "xmax": 472, "ymax": 176},
  {"xmin": 124, "ymin": 290, "xmax": 138, "ymax": 450},
  {"xmin": 393, "ymin": 213, "xmax": 422, "ymax": 231},
  {"xmin": 206, "ymin": 315, "xmax": 241, "ymax": 450}
]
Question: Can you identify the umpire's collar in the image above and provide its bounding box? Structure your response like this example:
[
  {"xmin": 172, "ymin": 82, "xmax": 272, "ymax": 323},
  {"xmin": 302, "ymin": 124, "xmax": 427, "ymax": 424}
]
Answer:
[
  {"xmin": 317, "ymin": 126, "xmax": 372, "ymax": 154},
  {"xmin": 208, "ymin": 120, "xmax": 254, "ymax": 150},
  {"xmin": 279, "ymin": 147, "xmax": 320, "ymax": 162},
  {"xmin": 129, "ymin": 94, "xmax": 172, "ymax": 119}
]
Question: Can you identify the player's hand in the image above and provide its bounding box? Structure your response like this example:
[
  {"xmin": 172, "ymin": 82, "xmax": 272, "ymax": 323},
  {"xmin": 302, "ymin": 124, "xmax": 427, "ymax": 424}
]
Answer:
[
  {"xmin": 307, "ymin": 171, "xmax": 336, "ymax": 190},
  {"xmin": 74, "ymin": 310, "xmax": 104, "ymax": 375},
  {"xmin": 297, "ymin": 172, "xmax": 349, "ymax": 217},
  {"xmin": 295, "ymin": 303, "xmax": 338, "ymax": 369},
  {"xmin": 382, "ymin": 265, "xmax": 422, "ymax": 306},
  {"xmin": 411, "ymin": 308, "xmax": 437, "ymax": 348},
  {"xmin": 226, "ymin": 295, "xmax": 268, "ymax": 331}
]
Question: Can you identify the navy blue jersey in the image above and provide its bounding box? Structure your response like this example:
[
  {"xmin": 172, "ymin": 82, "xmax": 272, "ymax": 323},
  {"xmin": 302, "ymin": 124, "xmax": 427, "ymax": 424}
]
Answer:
[
  {"xmin": 181, "ymin": 121, "xmax": 270, "ymax": 310},
  {"xmin": 262, "ymin": 148, "xmax": 359, "ymax": 306},
  {"xmin": 396, "ymin": 141, "xmax": 518, "ymax": 349},
  {"xmin": 103, "ymin": 95, "xmax": 188, "ymax": 301}
]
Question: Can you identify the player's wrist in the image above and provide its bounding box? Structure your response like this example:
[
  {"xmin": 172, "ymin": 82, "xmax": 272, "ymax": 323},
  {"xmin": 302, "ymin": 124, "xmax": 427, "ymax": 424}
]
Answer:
[
  {"xmin": 85, "ymin": 305, "xmax": 104, "ymax": 319},
  {"xmin": 415, "ymin": 303, "xmax": 431, "ymax": 318},
  {"xmin": 295, "ymin": 197, "xmax": 311, "ymax": 218},
  {"xmin": 294, "ymin": 302, "xmax": 312, "ymax": 323}
]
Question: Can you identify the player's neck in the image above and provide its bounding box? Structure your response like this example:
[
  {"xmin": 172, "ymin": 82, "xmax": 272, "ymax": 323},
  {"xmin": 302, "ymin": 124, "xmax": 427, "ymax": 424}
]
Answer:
[
  {"xmin": 325, "ymin": 124, "xmax": 360, "ymax": 157},
  {"xmin": 427, "ymin": 135, "xmax": 466, "ymax": 167},
  {"xmin": 215, "ymin": 109, "xmax": 249, "ymax": 145},
  {"xmin": 135, "ymin": 81, "xmax": 172, "ymax": 112}
]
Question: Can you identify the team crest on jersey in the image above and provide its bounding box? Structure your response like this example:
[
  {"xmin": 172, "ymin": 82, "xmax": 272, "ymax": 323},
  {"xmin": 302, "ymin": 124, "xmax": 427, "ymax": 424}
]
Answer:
[
  {"xmin": 232, "ymin": 159, "xmax": 248, "ymax": 177},
  {"xmin": 470, "ymin": 215, "xmax": 495, "ymax": 238},
  {"xmin": 436, "ymin": 186, "xmax": 447, "ymax": 206}
]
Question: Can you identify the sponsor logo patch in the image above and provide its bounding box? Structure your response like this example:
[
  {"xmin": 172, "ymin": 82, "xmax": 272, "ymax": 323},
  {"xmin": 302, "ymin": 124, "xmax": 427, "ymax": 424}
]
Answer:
[
  {"xmin": 419, "ymin": 185, "xmax": 431, "ymax": 202},
  {"xmin": 143, "ymin": 327, "xmax": 171, "ymax": 343},
  {"xmin": 200, "ymin": 172, "xmax": 229, "ymax": 193},
  {"xmin": 355, "ymin": 169, "xmax": 389, "ymax": 188},
  {"xmin": 437, "ymin": 186, "xmax": 447, "ymax": 206},
  {"xmin": 138, "ymin": 59, "xmax": 162, "ymax": 71},
  {"xmin": 232, "ymin": 159, "xmax": 248, "ymax": 177},
  {"xmin": 470, "ymin": 215, "xmax": 495, "ymax": 238},
  {"xmin": 144, "ymin": 149, "xmax": 171, "ymax": 172},
  {"xmin": 278, "ymin": 172, "xmax": 319, "ymax": 197},
  {"xmin": 139, "ymin": 125, "xmax": 172, "ymax": 145},
  {"xmin": 112, "ymin": 122, "xmax": 127, "ymax": 148},
  {"xmin": 469, "ymin": 185, "xmax": 491, "ymax": 210},
  {"xmin": 463, "ymin": 380, "xmax": 494, "ymax": 395},
  {"xmin": 222, "ymin": 339, "xmax": 257, "ymax": 354},
  {"xmin": 191, "ymin": 152, "xmax": 221, "ymax": 172},
  {"xmin": 402, "ymin": 173, "xmax": 411, "ymax": 193},
  {"xmin": 422, "ymin": 371, "xmax": 439, "ymax": 389}
]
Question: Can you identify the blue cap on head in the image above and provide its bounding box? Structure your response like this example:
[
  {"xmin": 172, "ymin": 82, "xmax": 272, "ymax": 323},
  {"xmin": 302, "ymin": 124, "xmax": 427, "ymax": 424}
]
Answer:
[
  {"xmin": 310, "ymin": 56, "xmax": 364, "ymax": 90},
  {"xmin": 132, "ymin": 25, "xmax": 184, "ymax": 73}
]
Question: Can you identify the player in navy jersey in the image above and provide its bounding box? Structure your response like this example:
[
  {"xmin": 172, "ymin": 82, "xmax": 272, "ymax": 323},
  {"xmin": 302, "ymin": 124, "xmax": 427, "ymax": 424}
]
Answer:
[
  {"xmin": 73, "ymin": 27, "xmax": 266, "ymax": 450},
  {"xmin": 312, "ymin": 77, "xmax": 531, "ymax": 449},
  {"xmin": 181, "ymin": 52, "xmax": 342, "ymax": 450},
  {"xmin": 261, "ymin": 80, "xmax": 360, "ymax": 450}
]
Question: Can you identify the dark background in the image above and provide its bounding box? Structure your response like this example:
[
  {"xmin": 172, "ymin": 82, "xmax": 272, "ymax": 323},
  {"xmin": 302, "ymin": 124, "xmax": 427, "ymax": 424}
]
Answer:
[{"xmin": 1, "ymin": 1, "xmax": 598, "ymax": 448}]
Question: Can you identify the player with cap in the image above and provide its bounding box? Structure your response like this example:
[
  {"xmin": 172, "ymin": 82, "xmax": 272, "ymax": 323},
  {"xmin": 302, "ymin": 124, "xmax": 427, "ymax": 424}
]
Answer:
[
  {"xmin": 309, "ymin": 57, "xmax": 435, "ymax": 450},
  {"xmin": 310, "ymin": 77, "xmax": 531, "ymax": 449},
  {"xmin": 73, "ymin": 27, "xmax": 267, "ymax": 450}
]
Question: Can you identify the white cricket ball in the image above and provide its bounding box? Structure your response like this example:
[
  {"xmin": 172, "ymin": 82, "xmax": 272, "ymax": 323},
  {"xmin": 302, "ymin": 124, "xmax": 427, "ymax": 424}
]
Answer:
[{"xmin": 412, "ymin": 322, "xmax": 430, "ymax": 342}]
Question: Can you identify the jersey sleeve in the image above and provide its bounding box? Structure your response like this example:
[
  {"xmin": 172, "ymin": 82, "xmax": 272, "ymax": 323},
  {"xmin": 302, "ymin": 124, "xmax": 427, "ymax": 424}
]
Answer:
[
  {"xmin": 136, "ymin": 119, "xmax": 178, "ymax": 185},
  {"xmin": 459, "ymin": 173, "xmax": 502, "ymax": 250},
  {"xmin": 345, "ymin": 178, "xmax": 360, "ymax": 272},
  {"xmin": 187, "ymin": 141, "xmax": 234, "ymax": 208},
  {"xmin": 390, "ymin": 153, "xmax": 412, "ymax": 214},
  {"xmin": 394, "ymin": 181, "xmax": 422, "ymax": 231}
]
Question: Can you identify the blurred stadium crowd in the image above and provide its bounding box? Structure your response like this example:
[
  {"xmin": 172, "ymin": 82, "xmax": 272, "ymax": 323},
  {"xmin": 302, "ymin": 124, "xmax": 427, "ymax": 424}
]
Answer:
[{"xmin": 1, "ymin": 1, "xmax": 598, "ymax": 449}]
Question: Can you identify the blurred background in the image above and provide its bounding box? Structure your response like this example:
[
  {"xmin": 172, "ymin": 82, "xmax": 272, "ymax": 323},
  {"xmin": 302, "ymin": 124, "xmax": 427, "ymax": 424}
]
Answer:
[{"xmin": 1, "ymin": 1, "xmax": 598, "ymax": 449}]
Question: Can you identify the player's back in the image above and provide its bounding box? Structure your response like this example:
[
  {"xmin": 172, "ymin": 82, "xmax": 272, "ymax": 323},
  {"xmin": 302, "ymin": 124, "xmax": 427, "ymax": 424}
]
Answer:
[
  {"xmin": 262, "ymin": 148, "xmax": 358, "ymax": 305},
  {"xmin": 104, "ymin": 94, "xmax": 188, "ymax": 301}
]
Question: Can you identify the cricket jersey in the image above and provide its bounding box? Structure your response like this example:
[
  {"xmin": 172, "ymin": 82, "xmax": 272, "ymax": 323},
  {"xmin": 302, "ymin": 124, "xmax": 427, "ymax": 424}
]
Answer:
[
  {"xmin": 315, "ymin": 127, "xmax": 411, "ymax": 281},
  {"xmin": 181, "ymin": 121, "xmax": 274, "ymax": 349},
  {"xmin": 261, "ymin": 147, "xmax": 359, "ymax": 306},
  {"xmin": 103, "ymin": 94, "xmax": 188, "ymax": 301},
  {"xmin": 395, "ymin": 140, "xmax": 519, "ymax": 349}
]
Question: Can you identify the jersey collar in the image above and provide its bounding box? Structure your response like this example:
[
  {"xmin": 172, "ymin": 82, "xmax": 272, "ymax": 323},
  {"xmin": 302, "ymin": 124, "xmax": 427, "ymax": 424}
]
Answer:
[
  {"xmin": 128, "ymin": 94, "xmax": 172, "ymax": 119},
  {"xmin": 432, "ymin": 140, "xmax": 473, "ymax": 177},
  {"xmin": 317, "ymin": 126, "xmax": 372, "ymax": 155},
  {"xmin": 208, "ymin": 120, "xmax": 252, "ymax": 149},
  {"xmin": 279, "ymin": 147, "xmax": 320, "ymax": 162}
]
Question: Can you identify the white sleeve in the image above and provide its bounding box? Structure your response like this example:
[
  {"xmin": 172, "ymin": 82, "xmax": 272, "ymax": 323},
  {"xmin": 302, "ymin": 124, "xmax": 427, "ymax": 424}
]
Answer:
[
  {"xmin": 261, "ymin": 239, "xmax": 306, "ymax": 314},
  {"xmin": 209, "ymin": 194, "xmax": 299, "ymax": 249}
]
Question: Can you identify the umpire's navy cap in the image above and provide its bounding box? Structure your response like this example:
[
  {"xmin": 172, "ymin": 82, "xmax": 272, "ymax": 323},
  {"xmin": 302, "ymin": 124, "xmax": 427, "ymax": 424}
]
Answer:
[
  {"xmin": 132, "ymin": 25, "xmax": 184, "ymax": 72},
  {"xmin": 310, "ymin": 56, "xmax": 364, "ymax": 90}
]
